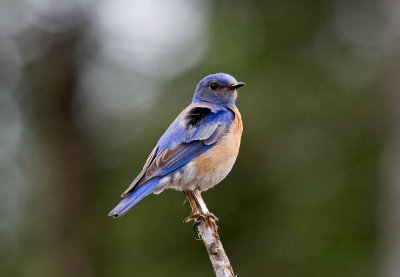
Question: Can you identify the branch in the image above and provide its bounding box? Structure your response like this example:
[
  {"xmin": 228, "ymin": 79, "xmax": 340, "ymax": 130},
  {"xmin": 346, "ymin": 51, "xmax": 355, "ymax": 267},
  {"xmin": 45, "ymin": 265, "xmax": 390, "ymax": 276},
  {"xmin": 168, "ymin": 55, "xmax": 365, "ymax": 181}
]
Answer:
[{"xmin": 184, "ymin": 189, "xmax": 236, "ymax": 277}]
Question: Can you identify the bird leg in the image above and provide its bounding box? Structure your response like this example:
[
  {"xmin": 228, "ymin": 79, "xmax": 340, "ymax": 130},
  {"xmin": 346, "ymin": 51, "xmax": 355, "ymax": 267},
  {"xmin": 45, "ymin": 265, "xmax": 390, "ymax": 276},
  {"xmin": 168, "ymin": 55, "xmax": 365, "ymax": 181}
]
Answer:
[
  {"xmin": 184, "ymin": 189, "xmax": 219, "ymax": 231},
  {"xmin": 183, "ymin": 190, "xmax": 201, "ymax": 223},
  {"xmin": 193, "ymin": 189, "xmax": 219, "ymax": 223}
]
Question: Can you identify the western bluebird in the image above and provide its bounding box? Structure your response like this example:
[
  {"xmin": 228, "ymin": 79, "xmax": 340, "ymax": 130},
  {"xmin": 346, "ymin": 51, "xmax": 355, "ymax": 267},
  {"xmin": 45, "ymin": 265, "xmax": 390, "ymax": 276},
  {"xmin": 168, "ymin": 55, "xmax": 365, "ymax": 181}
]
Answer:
[{"xmin": 109, "ymin": 73, "xmax": 245, "ymax": 218}]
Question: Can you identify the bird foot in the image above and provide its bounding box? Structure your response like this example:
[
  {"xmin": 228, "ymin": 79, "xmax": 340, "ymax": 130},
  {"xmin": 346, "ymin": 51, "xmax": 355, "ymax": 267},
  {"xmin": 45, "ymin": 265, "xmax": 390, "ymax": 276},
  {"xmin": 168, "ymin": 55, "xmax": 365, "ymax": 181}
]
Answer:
[
  {"xmin": 184, "ymin": 212, "xmax": 218, "ymax": 223},
  {"xmin": 204, "ymin": 212, "xmax": 219, "ymax": 223},
  {"xmin": 184, "ymin": 212, "xmax": 219, "ymax": 232}
]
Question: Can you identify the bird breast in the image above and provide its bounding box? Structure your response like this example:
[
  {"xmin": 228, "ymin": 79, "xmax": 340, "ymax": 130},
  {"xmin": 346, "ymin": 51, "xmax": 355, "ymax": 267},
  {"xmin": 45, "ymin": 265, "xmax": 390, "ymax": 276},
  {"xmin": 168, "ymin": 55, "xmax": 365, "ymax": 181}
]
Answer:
[{"xmin": 166, "ymin": 107, "xmax": 243, "ymax": 192}]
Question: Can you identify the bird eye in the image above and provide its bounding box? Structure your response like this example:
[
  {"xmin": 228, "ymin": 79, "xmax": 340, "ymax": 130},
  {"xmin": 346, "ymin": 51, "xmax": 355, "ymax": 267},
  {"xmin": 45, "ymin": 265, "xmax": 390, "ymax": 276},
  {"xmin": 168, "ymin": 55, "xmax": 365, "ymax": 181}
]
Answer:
[{"xmin": 210, "ymin": 82, "xmax": 218, "ymax": 90}]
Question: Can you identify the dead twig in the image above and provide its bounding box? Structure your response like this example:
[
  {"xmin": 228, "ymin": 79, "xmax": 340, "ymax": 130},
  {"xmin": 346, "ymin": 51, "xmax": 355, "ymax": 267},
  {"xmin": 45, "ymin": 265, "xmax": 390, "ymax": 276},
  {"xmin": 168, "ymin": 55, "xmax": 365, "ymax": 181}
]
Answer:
[{"xmin": 184, "ymin": 189, "xmax": 235, "ymax": 277}]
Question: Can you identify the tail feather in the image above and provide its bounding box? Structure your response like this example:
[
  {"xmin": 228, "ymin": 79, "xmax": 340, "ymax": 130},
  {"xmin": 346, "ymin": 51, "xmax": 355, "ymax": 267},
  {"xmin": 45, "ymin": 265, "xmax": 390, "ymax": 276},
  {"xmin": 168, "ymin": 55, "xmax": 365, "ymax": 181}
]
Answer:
[{"xmin": 109, "ymin": 179, "xmax": 159, "ymax": 218}]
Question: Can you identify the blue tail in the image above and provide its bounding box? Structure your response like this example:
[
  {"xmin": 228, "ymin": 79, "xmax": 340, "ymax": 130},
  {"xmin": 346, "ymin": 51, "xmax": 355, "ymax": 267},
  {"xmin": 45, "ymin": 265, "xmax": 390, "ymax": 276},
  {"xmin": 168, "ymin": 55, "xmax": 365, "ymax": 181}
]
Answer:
[{"xmin": 109, "ymin": 179, "xmax": 159, "ymax": 218}]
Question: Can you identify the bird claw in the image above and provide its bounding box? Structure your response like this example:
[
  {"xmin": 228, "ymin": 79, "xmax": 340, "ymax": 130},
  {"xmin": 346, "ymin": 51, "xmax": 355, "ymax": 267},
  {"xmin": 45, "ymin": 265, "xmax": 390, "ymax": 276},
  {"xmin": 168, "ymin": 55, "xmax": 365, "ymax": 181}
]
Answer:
[
  {"xmin": 184, "ymin": 213, "xmax": 202, "ymax": 223},
  {"xmin": 184, "ymin": 212, "xmax": 219, "ymax": 231},
  {"xmin": 184, "ymin": 212, "xmax": 218, "ymax": 223},
  {"xmin": 193, "ymin": 218, "xmax": 201, "ymax": 232},
  {"xmin": 204, "ymin": 212, "xmax": 219, "ymax": 223}
]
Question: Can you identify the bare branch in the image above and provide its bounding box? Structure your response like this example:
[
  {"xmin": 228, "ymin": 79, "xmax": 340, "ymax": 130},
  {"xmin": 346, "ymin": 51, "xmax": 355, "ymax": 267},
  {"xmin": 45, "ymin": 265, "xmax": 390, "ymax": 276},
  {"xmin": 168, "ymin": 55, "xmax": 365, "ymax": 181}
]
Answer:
[{"xmin": 185, "ymin": 189, "xmax": 236, "ymax": 277}]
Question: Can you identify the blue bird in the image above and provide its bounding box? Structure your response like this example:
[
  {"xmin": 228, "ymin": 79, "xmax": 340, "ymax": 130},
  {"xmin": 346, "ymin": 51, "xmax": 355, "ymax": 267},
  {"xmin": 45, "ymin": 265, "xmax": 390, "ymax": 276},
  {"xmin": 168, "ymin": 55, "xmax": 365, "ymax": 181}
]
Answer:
[{"xmin": 109, "ymin": 73, "xmax": 245, "ymax": 218}]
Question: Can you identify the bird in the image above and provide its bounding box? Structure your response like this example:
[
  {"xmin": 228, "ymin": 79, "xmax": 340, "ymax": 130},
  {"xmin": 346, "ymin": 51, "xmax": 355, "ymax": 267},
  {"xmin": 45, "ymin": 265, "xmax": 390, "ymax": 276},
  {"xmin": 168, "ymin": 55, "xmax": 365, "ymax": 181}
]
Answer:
[{"xmin": 109, "ymin": 73, "xmax": 245, "ymax": 218}]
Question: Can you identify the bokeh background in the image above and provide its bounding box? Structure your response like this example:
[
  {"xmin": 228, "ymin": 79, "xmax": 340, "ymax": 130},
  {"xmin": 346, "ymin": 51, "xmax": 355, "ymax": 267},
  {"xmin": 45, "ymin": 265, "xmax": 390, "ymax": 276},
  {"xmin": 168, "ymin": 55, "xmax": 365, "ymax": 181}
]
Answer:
[{"xmin": 1, "ymin": 0, "xmax": 400, "ymax": 276}]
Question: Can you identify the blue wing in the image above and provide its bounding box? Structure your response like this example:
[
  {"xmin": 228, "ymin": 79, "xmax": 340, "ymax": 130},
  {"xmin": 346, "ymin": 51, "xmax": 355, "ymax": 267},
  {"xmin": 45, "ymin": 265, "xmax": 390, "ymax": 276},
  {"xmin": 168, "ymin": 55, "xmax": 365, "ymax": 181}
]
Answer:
[{"xmin": 109, "ymin": 103, "xmax": 234, "ymax": 217}]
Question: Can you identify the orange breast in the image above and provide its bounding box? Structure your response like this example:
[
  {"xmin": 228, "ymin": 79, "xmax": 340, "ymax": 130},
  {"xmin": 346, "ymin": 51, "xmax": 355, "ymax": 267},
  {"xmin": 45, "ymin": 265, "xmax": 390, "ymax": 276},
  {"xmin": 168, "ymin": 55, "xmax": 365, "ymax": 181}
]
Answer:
[{"xmin": 193, "ymin": 107, "xmax": 243, "ymax": 189}]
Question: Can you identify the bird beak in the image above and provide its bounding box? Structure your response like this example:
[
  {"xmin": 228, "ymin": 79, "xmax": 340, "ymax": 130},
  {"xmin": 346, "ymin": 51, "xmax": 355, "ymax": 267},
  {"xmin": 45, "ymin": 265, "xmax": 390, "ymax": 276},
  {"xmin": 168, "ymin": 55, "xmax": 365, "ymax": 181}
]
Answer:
[{"xmin": 230, "ymin": 82, "xmax": 246, "ymax": 89}]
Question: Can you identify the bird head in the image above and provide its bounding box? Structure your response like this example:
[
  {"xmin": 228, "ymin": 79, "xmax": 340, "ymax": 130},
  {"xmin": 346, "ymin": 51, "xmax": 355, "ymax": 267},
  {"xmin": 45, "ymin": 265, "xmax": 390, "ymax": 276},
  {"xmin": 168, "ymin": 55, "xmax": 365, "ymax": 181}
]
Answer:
[{"xmin": 193, "ymin": 73, "xmax": 245, "ymax": 107}]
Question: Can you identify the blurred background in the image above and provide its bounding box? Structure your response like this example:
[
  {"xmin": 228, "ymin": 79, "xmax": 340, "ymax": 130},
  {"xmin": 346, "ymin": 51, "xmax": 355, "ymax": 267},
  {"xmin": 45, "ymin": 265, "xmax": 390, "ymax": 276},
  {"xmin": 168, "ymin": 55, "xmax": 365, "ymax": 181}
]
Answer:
[{"xmin": 1, "ymin": 0, "xmax": 400, "ymax": 276}]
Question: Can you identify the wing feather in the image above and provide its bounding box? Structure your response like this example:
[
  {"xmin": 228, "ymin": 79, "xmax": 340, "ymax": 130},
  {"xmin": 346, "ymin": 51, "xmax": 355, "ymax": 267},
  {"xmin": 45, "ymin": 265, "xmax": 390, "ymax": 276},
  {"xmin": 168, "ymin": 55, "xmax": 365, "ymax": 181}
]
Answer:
[{"xmin": 120, "ymin": 104, "xmax": 234, "ymax": 196}]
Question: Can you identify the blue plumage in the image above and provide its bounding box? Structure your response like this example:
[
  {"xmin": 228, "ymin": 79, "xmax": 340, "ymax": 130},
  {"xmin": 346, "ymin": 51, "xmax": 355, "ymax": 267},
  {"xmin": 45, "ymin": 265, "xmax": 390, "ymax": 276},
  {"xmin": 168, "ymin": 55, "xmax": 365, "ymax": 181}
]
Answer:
[
  {"xmin": 157, "ymin": 104, "xmax": 234, "ymax": 151},
  {"xmin": 155, "ymin": 142, "xmax": 211, "ymax": 176},
  {"xmin": 108, "ymin": 179, "xmax": 160, "ymax": 217},
  {"xmin": 109, "ymin": 73, "xmax": 245, "ymax": 218}
]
